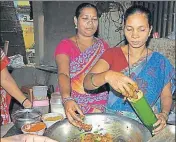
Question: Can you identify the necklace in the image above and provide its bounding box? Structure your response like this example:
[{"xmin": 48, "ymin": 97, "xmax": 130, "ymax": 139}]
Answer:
[
  {"xmin": 75, "ymin": 36, "xmax": 81, "ymax": 52},
  {"xmin": 127, "ymin": 45, "xmax": 148, "ymax": 77},
  {"xmin": 75, "ymin": 36, "xmax": 95, "ymax": 52}
]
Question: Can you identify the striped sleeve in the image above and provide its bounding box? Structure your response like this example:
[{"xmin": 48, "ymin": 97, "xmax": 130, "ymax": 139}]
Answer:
[{"xmin": 0, "ymin": 48, "xmax": 9, "ymax": 71}]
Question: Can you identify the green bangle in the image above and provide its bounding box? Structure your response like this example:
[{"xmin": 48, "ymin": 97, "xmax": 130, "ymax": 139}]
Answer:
[{"xmin": 90, "ymin": 74, "xmax": 98, "ymax": 88}]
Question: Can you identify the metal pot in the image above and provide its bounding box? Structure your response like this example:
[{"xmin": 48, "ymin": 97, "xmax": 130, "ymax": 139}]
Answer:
[
  {"xmin": 44, "ymin": 113, "xmax": 152, "ymax": 142},
  {"xmin": 11, "ymin": 108, "xmax": 41, "ymax": 129}
]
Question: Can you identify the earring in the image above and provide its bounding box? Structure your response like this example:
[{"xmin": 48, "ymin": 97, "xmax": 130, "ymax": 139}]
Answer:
[{"xmin": 75, "ymin": 25, "xmax": 77, "ymax": 29}]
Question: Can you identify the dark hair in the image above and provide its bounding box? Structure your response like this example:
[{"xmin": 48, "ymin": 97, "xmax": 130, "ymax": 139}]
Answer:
[
  {"xmin": 124, "ymin": 5, "xmax": 152, "ymax": 27},
  {"xmin": 75, "ymin": 3, "xmax": 98, "ymax": 18}
]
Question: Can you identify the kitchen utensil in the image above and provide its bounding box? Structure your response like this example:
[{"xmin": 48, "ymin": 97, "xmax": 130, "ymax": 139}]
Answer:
[
  {"xmin": 11, "ymin": 108, "xmax": 41, "ymax": 129},
  {"xmin": 44, "ymin": 113, "xmax": 152, "ymax": 142},
  {"xmin": 21, "ymin": 121, "xmax": 46, "ymax": 136}
]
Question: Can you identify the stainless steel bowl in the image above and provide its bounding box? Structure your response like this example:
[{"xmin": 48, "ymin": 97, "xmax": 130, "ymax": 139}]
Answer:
[
  {"xmin": 44, "ymin": 113, "xmax": 152, "ymax": 142},
  {"xmin": 11, "ymin": 108, "xmax": 41, "ymax": 129}
]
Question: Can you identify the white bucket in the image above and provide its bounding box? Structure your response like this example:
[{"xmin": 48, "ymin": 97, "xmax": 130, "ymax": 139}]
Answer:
[{"xmin": 32, "ymin": 86, "xmax": 48, "ymax": 100}]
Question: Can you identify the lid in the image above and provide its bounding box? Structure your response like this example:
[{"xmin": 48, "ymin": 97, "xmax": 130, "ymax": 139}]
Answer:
[
  {"xmin": 32, "ymin": 86, "xmax": 48, "ymax": 90},
  {"xmin": 12, "ymin": 109, "xmax": 41, "ymax": 121},
  {"xmin": 50, "ymin": 97, "xmax": 62, "ymax": 104},
  {"xmin": 51, "ymin": 92, "xmax": 61, "ymax": 99}
]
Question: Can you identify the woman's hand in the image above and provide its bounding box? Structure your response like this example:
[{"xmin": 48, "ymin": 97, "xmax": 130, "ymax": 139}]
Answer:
[
  {"xmin": 152, "ymin": 112, "xmax": 168, "ymax": 135},
  {"xmin": 63, "ymin": 100, "xmax": 84, "ymax": 127},
  {"xmin": 23, "ymin": 99, "xmax": 32, "ymax": 108},
  {"xmin": 105, "ymin": 70, "xmax": 138, "ymax": 98}
]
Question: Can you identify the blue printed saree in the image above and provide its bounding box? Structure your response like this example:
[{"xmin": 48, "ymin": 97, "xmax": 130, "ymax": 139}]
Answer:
[{"xmin": 106, "ymin": 52, "xmax": 175, "ymax": 122}]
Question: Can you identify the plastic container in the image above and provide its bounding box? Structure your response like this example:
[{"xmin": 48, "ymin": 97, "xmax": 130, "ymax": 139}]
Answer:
[
  {"xmin": 128, "ymin": 90, "xmax": 157, "ymax": 133},
  {"xmin": 32, "ymin": 86, "xmax": 48, "ymax": 100},
  {"xmin": 33, "ymin": 98, "xmax": 49, "ymax": 115},
  {"xmin": 50, "ymin": 92, "xmax": 66, "ymax": 118}
]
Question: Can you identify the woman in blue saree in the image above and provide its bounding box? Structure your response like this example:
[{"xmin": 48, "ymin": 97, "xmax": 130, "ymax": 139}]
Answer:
[{"xmin": 84, "ymin": 5, "xmax": 175, "ymax": 135}]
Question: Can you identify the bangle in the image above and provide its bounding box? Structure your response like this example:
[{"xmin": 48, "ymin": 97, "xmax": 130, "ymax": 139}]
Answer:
[
  {"xmin": 90, "ymin": 74, "xmax": 98, "ymax": 88},
  {"xmin": 21, "ymin": 98, "xmax": 28, "ymax": 106},
  {"xmin": 161, "ymin": 111, "xmax": 169, "ymax": 120},
  {"xmin": 62, "ymin": 97, "xmax": 75, "ymax": 105}
]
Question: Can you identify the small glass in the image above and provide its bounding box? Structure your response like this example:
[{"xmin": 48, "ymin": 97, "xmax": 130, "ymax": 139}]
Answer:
[{"xmin": 128, "ymin": 90, "xmax": 158, "ymax": 133}]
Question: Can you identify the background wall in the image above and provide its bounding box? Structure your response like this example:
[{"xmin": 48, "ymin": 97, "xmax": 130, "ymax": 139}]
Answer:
[
  {"xmin": 42, "ymin": 1, "xmax": 130, "ymax": 66},
  {"xmin": 43, "ymin": 1, "xmax": 92, "ymax": 66}
]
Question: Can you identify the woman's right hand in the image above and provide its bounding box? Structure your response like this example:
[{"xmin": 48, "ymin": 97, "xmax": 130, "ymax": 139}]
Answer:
[
  {"xmin": 63, "ymin": 100, "xmax": 84, "ymax": 127},
  {"xmin": 105, "ymin": 70, "xmax": 138, "ymax": 98}
]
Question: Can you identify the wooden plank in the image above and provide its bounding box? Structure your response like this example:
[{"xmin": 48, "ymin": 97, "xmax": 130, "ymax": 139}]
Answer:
[
  {"xmin": 157, "ymin": 1, "xmax": 163, "ymax": 37},
  {"xmin": 153, "ymin": 2, "xmax": 158, "ymax": 33},
  {"xmin": 173, "ymin": 2, "xmax": 176, "ymax": 32},
  {"xmin": 162, "ymin": 1, "xmax": 168, "ymax": 37},
  {"xmin": 144, "ymin": 2, "xmax": 149, "ymax": 8},
  {"xmin": 168, "ymin": 1, "xmax": 174, "ymax": 35}
]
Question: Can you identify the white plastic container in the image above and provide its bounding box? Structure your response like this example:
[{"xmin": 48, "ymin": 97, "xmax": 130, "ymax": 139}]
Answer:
[
  {"xmin": 50, "ymin": 92, "xmax": 66, "ymax": 118},
  {"xmin": 33, "ymin": 98, "xmax": 49, "ymax": 114},
  {"xmin": 32, "ymin": 86, "xmax": 48, "ymax": 100}
]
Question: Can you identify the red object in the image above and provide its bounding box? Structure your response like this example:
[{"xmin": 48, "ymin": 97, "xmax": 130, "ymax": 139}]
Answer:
[
  {"xmin": 100, "ymin": 47, "xmax": 128, "ymax": 72},
  {"xmin": 153, "ymin": 32, "xmax": 159, "ymax": 38},
  {"xmin": 0, "ymin": 49, "xmax": 12, "ymax": 125}
]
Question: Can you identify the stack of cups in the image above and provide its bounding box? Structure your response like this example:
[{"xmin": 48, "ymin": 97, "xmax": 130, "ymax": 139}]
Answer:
[
  {"xmin": 50, "ymin": 92, "xmax": 66, "ymax": 118},
  {"xmin": 32, "ymin": 86, "xmax": 49, "ymax": 114}
]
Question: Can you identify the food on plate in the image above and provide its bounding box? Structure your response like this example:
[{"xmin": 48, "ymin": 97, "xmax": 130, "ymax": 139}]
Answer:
[
  {"xmin": 75, "ymin": 120, "xmax": 93, "ymax": 132},
  {"xmin": 22, "ymin": 122, "xmax": 46, "ymax": 132},
  {"xmin": 80, "ymin": 133, "xmax": 113, "ymax": 142},
  {"xmin": 44, "ymin": 115, "xmax": 63, "ymax": 121},
  {"xmin": 74, "ymin": 115, "xmax": 92, "ymax": 132}
]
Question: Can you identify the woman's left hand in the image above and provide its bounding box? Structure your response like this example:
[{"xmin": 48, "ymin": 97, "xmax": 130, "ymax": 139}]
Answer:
[{"xmin": 152, "ymin": 112, "xmax": 168, "ymax": 135}]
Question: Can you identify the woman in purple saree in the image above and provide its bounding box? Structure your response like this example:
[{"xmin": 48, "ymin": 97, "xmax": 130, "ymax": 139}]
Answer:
[{"xmin": 54, "ymin": 3, "xmax": 109, "ymax": 127}]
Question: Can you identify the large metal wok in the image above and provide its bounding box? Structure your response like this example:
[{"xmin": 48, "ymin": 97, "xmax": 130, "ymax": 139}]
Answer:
[{"xmin": 44, "ymin": 113, "xmax": 152, "ymax": 142}]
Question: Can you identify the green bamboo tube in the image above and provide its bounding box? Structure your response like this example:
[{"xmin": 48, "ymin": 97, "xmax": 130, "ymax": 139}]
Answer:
[{"xmin": 128, "ymin": 90, "xmax": 158, "ymax": 132}]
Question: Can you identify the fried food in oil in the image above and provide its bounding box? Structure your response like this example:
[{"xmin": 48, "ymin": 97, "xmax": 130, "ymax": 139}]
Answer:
[
  {"xmin": 75, "ymin": 120, "xmax": 92, "ymax": 132},
  {"xmin": 81, "ymin": 133, "xmax": 113, "ymax": 142}
]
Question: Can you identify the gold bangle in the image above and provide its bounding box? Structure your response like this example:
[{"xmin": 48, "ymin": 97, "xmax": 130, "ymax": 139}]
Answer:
[{"xmin": 90, "ymin": 74, "xmax": 98, "ymax": 88}]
